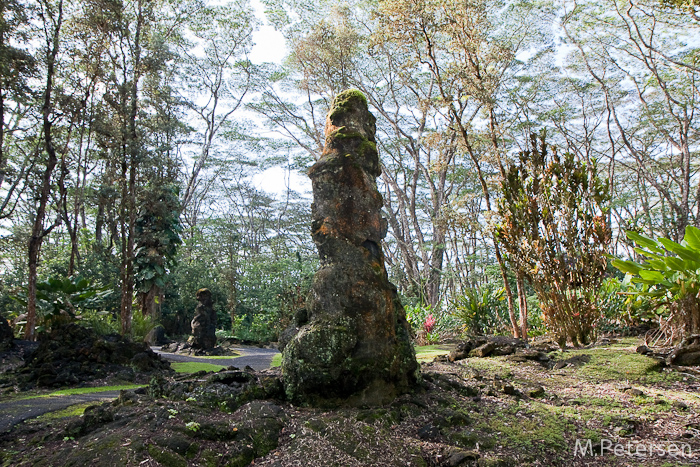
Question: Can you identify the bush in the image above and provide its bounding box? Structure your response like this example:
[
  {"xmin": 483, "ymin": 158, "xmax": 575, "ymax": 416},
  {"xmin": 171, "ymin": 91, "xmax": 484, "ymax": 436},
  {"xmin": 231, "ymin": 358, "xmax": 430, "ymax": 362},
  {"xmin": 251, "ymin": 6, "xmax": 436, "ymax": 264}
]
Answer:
[
  {"xmin": 496, "ymin": 132, "xmax": 611, "ymax": 346},
  {"xmin": 231, "ymin": 313, "xmax": 276, "ymax": 343},
  {"xmin": 10, "ymin": 276, "xmax": 110, "ymax": 335},
  {"xmin": 130, "ymin": 309, "xmax": 157, "ymax": 343}
]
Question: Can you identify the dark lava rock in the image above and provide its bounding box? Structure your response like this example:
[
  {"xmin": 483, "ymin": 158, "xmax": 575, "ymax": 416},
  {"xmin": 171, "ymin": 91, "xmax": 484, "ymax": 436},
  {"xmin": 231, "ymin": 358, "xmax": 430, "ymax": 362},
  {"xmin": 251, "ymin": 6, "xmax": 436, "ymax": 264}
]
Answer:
[
  {"xmin": 17, "ymin": 323, "xmax": 171, "ymax": 388},
  {"xmin": 449, "ymin": 336, "xmax": 527, "ymax": 362},
  {"xmin": 673, "ymin": 400, "xmax": 689, "ymax": 411},
  {"xmin": 623, "ymin": 387, "xmax": 645, "ymax": 397},
  {"xmin": 0, "ymin": 314, "xmax": 13, "ymax": 350},
  {"xmin": 189, "ymin": 288, "xmax": 216, "ymax": 350},
  {"xmin": 447, "ymin": 449, "xmax": 480, "ymax": 466},
  {"xmin": 418, "ymin": 423, "xmax": 441, "ymax": 440},
  {"xmin": 163, "ymin": 367, "xmax": 284, "ymax": 413},
  {"xmin": 281, "ymin": 90, "xmax": 418, "ymax": 406}
]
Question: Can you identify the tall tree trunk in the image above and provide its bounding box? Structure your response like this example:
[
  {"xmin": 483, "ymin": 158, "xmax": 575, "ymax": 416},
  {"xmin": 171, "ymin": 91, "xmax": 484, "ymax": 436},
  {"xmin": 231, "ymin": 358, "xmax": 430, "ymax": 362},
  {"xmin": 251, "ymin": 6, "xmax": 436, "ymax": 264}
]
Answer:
[
  {"xmin": 119, "ymin": 0, "xmax": 143, "ymax": 336},
  {"xmin": 25, "ymin": 0, "xmax": 63, "ymax": 340}
]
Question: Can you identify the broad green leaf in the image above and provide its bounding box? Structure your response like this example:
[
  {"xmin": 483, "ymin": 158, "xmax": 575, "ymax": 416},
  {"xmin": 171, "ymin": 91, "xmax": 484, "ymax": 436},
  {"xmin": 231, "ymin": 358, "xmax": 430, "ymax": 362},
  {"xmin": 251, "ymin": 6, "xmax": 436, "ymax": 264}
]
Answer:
[
  {"xmin": 683, "ymin": 226, "xmax": 700, "ymax": 250},
  {"xmin": 646, "ymin": 259, "xmax": 669, "ymax": 271},
  {"xmin": 664, "ymin": 256, "xmax": 687, "ymax": 271},
  {"xmin": 611, "ymin": 259, "xmax": 642, "ymax": 275},
  {"xmin": 658, "ymin": 238, "xmax": 700, "ymax": 263},
  {"xmin": 638, "ymin": 269, "xmax": 666, "ymax": 283},
  {"xmin": 627, "ymin": 231, "xmax": 664, "ymax": 253},
  {"xmin": 633, "ymin": 247, "xmax": 663, "ymax": 260}
]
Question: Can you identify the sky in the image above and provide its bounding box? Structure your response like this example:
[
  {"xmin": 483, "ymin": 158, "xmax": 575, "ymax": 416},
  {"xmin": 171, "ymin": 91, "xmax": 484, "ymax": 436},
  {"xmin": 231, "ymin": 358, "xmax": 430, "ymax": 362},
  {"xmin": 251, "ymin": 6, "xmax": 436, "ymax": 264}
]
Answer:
[{"xmin": 246, "ymin": 0, "xmax": 313, "ymax": 196}]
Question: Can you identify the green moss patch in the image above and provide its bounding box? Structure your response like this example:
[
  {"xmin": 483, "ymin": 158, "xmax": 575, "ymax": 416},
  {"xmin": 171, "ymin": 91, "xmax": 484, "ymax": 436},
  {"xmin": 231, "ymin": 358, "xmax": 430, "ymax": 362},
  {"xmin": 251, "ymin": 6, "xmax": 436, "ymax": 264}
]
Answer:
[
  {"xmin": 33, "ymin": 402, "xmax": 95, "ymax": 421},
  {"xmin": 270, "ymin": 353, "xmax": 282, "ymax": 368}
]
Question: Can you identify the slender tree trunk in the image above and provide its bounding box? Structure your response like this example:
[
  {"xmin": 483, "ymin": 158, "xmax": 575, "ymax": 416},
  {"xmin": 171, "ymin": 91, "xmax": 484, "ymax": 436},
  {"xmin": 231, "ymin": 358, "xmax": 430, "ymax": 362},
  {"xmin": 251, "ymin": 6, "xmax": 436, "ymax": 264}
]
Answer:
[
  {"xmin": 25, "ymin": 0, "xmax": 63, "ymax": 340},
  {"xmin": 516, "ymin": 272, "xmax": 528, "ymax": 341},
  {"xmin": 137, "ymin": 286, "xmax": 160, "ymax": 318}
]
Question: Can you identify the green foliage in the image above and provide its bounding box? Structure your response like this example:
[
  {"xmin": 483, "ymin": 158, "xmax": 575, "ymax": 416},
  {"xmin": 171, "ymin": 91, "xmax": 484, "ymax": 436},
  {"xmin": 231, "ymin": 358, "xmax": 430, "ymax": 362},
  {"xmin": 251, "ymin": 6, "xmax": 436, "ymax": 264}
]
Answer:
[
  {"xmin": 171, "ymin": 362, "xmax": 228, "ymax": 373},
  {"xmin": 129, "ymin": 308, "xmax": 157, "ymax": 342},
  {"xmin": 134, "ymin": 183, "xmax": 183, "ymax": 304},
  {"xmin": 611, "ymin": 226, "xmax": 700, "ymax": 338},
  {"xmin": 405, "ymin": 304, "xmax": 460, "ymax": 343},
  {"xmin": 496, "ymin": 132, "xmax": 612, "ymax": 346},
  {"xmin": 10, "ymin": 276, "xmax": 109, "ymax": 333},
  {"xmin": 79, "ymin": 309, "xmax": 120, "ymax": 336},
  {"xmin": 231, "ymin": 313, "xmax": 276, "ymax": 343},
  {"xmin": 450, "ymin": 284, "xmax": 510, "ymax": 336}
]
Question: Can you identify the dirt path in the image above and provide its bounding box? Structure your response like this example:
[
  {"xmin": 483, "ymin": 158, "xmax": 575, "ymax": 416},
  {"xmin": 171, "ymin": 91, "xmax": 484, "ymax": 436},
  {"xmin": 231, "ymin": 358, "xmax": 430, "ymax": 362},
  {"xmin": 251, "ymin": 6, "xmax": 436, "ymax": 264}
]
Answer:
[{"xmin": 0, "ymin": 390, "xmax": 121, "ymax": 433}]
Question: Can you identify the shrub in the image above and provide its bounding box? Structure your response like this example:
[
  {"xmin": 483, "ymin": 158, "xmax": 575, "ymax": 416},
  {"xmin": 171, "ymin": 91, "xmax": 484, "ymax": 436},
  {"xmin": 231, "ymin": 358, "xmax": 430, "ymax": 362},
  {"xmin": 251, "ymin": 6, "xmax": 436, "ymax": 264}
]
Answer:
[
  {"xmin": 10, "ymin": 276, "xmax": 109, "ymax": 335},
  {"xmin": 130, "ymin": 309, "xmax": 157, "ymax": 343},
  {"xmin": 496, "ymin": 132, "xmax": 611, "ymax": 346}
]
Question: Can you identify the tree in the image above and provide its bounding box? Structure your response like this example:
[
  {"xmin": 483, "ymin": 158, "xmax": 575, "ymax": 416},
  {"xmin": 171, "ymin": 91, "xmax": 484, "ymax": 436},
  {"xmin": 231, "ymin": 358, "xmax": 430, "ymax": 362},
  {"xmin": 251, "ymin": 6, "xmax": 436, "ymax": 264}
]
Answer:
[
  {"xmin": 496, "ymin": 132, "xmax": 611, "ymax": 346},
  {"xmin": 134, "ymin": 183, "xmax": 182, "ymax": 317},
  {"xmin": 177, "ymin": 0, "xmax": 258, "ymax": 228},
  {"xmin": 25, "ymin": 0, "xmax": 63, "ymax": 340},
  {"xmin": 374, "ymin": 0, "xmax": 547, "ymax": 336},
  {"xmin": 0, "ymin": 0, "xmax": 37, "ymax": 220},
  {"xmin": 558, "ymin": 0, "xmax": 700, "ymax": 243}
]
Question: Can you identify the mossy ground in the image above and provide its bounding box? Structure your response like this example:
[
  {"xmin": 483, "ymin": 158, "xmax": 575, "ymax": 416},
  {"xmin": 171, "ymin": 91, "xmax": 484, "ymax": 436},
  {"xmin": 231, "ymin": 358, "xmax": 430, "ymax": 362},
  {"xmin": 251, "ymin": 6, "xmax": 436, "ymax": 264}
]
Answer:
[{"xmin": 1, "ymin": 337, "xmax": 698, "ymax": 466}]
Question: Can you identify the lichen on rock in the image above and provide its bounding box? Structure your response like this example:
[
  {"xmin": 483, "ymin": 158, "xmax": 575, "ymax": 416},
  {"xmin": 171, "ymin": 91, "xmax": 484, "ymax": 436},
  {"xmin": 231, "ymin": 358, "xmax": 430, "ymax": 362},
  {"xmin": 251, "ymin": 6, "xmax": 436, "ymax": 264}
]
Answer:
[{"xmin": 282, "ymin": 89, "xmax": 419, "ymax": 406}]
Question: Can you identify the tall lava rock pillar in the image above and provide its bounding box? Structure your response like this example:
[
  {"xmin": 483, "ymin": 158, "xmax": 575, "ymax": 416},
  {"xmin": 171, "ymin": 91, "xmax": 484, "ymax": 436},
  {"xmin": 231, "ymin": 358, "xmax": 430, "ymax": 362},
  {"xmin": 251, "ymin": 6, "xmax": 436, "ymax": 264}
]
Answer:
[{"xmin": 281, "ymin": 90, "xmax": 419, "ymax": 406}]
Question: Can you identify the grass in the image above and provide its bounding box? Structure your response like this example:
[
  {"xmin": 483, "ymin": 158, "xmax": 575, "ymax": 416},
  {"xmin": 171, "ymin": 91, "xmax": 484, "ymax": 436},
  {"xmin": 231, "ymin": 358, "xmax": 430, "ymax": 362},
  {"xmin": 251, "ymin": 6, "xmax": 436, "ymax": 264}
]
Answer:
[
  {"xmin": 271, "ymin": 353, "xmax": 282, "ymax": 368},
  {"xmin": 415, "ymin": 344, "xmax": 453, "ymax": 362},
  {"xmin": 171, "ymin": 361, "xmax": 228, "ymax": 373},
  {"xmin": 33, "ymin": 402, "xmax": 95, "ymax": 420},
  {"xmin": 1, "ymin": 384, "xmax": 146, "ymax": 402},
  {"xmin": 550, "ymin": 347, "xmax": 682, "ymax": 384},
  {"xmin": 193, "ymin": 354, "xmax": 241, "ymax": 360}
]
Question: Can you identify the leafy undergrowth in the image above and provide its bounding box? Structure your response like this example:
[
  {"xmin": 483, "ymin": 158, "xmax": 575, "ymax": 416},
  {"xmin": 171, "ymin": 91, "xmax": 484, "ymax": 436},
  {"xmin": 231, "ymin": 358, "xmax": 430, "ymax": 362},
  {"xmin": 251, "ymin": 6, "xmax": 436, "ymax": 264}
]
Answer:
[{"xmin": 1, "ymin": 338, "xmax": 699, "ymax": 466}]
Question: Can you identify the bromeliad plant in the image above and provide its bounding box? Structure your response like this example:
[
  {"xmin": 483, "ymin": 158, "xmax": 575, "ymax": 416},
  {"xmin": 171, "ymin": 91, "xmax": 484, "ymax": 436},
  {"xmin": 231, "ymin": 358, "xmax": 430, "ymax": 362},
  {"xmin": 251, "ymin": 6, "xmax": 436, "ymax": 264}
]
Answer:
[
  {"xmin": 611, "ymin": 226, "xmax": 700, "ymax": 342},
  {"xmin": 450, "ymin": 284, "xmax": 509, "ymax": 336}
]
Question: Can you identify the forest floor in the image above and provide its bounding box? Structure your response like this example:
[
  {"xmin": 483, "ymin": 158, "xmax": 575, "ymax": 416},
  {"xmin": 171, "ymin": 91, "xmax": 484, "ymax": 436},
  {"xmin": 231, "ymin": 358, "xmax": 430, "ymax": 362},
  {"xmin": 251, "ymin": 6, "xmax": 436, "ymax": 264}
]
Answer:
[{"xmin": 0, "ymin": 337, "xmax": 699, "ymax": 466}]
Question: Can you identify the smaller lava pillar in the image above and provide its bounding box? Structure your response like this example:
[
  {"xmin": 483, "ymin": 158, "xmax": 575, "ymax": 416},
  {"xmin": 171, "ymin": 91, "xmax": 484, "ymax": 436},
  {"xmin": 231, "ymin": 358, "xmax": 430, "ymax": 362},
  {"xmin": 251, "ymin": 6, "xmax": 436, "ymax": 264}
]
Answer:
[{"xmin": 281, "ymin": 90, "xmax": 419, "ymax": 406}]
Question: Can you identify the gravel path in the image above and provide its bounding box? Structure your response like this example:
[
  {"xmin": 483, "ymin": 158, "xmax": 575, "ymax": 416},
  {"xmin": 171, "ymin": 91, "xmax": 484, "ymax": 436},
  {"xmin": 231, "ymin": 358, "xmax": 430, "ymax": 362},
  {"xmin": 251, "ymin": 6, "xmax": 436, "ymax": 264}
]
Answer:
[{"xmin": 0, "ymin": 346, "xmax": 280, "ymax": 433}]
